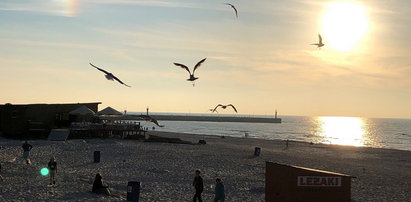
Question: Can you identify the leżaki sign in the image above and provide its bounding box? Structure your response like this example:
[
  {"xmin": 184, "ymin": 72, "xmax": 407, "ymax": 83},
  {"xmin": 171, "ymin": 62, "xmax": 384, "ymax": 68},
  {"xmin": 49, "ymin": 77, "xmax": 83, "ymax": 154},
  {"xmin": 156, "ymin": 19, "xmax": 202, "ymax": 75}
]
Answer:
[
  {"xmin": 297, "ymin": 176, "xmax": 342, "ymax": 187},
  {"xmin": 265, "ymin": 162, "xmax": 352, "ymax": 202}
]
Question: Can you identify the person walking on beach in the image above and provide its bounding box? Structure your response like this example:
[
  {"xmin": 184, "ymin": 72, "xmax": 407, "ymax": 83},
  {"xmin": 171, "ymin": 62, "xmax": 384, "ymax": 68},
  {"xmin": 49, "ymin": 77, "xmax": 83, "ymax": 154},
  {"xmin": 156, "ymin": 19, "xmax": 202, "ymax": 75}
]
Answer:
[
  {"xmin": 214, "ymin": 178, "xmax": 225, "ymax": 202},
  {"xmin": 48, "ymin": 156, "xmax": 57, "ymax": 185},
  {"xmin": 0, "ymin": 162, "xmax": 3, "ymax": 181},
  {"xmin": 92, "ymin": 173, "xmax": 111, "ymax": 196},
  {"xmin": 22, "ymin": 141, "xmax": 33, "ymax": 164},
  {"xmin": 192, "ymin": 169, "xmax": 204, "ymax": 202}
]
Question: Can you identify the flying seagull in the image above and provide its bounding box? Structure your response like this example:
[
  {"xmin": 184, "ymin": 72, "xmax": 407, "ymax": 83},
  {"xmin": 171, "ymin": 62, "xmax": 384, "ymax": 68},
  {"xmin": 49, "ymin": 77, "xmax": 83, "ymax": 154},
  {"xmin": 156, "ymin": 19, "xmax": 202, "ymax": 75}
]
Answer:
[
  {"xmin": 136, "ymin": 115, "xmax": 164, "ymax": 127},
  {"xmin": 310, "ymin": 34, "xmax": 324, "ymax": 48},
  {"xmin": 397, "ymin": 133, "xmax": 410, "ymax": 137},
  {"xmin": 209, "ymin": 108, "xmax": 219, "ymax": 113},
  {"xmin": 89, "ymin": 63, "xmax": 131, "ymax": 87},
  {"xmin": 212, "ymin": 104, "xmax": 238, "ymax": 113},
  {"xmin": 173, "ymin": 58, "xmax": 206, "ymax": 86},
  {"xmin": 224, "ymin": 3, "xmax": 238, "ymax": 18}
]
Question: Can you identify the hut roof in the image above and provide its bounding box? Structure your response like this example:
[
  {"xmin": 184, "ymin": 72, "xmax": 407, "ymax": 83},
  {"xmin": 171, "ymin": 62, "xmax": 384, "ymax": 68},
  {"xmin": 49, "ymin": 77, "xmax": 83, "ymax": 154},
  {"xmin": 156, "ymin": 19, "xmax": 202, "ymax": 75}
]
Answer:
[
  {"xmin": 69, "ymin": 105, "xmax": 95, "ymax": 115},
  {"xmin": 96, "ymin": 106, "xmax": 122, "ymax": 116}
]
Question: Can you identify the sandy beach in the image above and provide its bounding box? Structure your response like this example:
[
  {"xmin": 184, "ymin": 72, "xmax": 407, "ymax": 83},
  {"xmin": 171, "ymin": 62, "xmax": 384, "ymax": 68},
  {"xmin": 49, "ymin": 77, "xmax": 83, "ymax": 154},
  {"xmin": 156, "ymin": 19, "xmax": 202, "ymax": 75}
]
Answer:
[{"xmin": 0, "ymin": 131, "xmax": 410, "ymax": 201}]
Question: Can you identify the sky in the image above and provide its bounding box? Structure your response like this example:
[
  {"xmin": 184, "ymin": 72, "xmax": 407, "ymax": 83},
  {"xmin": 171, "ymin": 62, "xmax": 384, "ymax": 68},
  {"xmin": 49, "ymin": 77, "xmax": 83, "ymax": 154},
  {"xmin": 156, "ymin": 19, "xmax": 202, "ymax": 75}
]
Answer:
[{"xmin": 1, "ymin": 0, "xmax": 411, "ymax": 119}]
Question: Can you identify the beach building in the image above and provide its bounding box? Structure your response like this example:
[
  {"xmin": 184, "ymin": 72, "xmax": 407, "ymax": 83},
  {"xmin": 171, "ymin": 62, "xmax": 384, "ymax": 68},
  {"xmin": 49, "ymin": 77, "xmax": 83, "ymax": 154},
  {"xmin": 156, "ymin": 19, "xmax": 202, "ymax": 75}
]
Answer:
[
  {"xmin": 265, "ymin": 162, "xmax": 352, "ymax": 202},
  {"xmin": 0, "ymin": 102, "xmax": 101, "ymax": 139}
]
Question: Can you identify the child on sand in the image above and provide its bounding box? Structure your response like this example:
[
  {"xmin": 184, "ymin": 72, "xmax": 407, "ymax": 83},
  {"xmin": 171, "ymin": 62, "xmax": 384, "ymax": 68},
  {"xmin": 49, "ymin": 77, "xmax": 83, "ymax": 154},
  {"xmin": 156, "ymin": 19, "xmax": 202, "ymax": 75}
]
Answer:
[
  {"xmin": 22, "ymin": 141, "xmax": 33, "ymax": 164},
  {"xmin": 48, "ymin": 156, "xmax": 57, "ymax": 185}
]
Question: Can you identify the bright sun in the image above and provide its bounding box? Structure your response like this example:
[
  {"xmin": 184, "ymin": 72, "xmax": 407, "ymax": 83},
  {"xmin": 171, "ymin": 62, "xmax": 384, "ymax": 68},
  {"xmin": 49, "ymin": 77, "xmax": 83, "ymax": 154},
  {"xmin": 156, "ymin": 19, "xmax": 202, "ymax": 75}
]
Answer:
[{"xmin": 321, "ymin": 1, "xmax": 369, "ymax": 52}]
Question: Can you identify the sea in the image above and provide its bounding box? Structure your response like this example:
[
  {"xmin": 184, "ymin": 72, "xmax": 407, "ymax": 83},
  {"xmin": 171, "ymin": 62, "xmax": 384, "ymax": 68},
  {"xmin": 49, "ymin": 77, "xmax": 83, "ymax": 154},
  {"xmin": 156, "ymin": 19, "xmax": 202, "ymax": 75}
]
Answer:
[{"xmin": 132, "ymin": 113, "xmax": 411, "ymax": 151}]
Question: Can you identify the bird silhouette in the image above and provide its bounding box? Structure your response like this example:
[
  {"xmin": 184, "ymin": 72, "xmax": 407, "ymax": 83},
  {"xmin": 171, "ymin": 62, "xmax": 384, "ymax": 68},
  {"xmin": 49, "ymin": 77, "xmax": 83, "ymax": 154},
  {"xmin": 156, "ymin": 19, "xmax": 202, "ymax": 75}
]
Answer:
[
  {"xmin": 311, "ymin": 34, "xmax": 324, "ymax": 48},
  {"xmin": 224, "ymin": 3, "xmax": 238, "ymax": 18},
  {"xmin": 89, "ymin": 63, "xmax": 131, "ymax": 87},
  {"xmin": 136, "ymin": 115, "xmax": 164, "ymax": 127},
  {"xmin": 397, "ymin": 133, "xmax": 410, "ymax": 137},
  {"xmin": 173, "ymin": 58, "xmax": 206, "ymax": 86},
  {"xmin": 212, "ymin": 104, "xmax": 238, "ymax": 113},
  {"xmin": 209, "ymin": 108, "xmax": 219, "ymax": 113}
]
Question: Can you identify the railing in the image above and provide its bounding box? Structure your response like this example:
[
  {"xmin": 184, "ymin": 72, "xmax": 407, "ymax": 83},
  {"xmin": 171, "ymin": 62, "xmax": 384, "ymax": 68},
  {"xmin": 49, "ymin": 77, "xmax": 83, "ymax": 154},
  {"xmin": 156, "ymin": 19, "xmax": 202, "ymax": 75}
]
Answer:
[{"xmin": 69, "ymin": 122, "xmax": 145, "ymax": 139}]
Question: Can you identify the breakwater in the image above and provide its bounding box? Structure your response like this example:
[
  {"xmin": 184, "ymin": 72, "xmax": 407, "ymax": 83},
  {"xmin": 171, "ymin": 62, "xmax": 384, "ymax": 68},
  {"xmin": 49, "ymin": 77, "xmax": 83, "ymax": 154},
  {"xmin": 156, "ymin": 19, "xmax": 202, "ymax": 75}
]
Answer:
[{"xmin": 149, "ymin": 114, "xmax": 281, "ymax": 123}]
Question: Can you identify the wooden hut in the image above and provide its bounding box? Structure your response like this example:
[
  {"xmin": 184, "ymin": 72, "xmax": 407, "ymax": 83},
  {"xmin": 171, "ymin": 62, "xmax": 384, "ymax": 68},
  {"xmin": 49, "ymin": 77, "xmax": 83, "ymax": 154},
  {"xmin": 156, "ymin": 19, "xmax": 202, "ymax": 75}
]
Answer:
[{"xmin": 0, "ymin": 102, "xmax": 101, "ymax": 139}]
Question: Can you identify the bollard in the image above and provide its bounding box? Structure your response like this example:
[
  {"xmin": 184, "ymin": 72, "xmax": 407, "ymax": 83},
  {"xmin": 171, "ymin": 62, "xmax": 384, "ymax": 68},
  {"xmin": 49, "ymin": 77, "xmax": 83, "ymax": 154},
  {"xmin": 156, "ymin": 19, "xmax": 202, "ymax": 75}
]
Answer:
[
  {"xmin": 94, "ymin": 151, "xmax": 100, "ymax": 163},
  {"xmin": 127, "ymin": 181, "xmax": 141, "ymax": 202},
  {"xmin": 254, "ymin": 147, "xmax": 261, "ymax": 156}
]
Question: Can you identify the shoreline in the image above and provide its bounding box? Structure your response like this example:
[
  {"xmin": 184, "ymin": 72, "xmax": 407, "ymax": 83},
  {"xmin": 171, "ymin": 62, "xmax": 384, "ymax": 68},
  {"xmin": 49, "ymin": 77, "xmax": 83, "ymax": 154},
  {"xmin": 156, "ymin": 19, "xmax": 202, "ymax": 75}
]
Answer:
[
  {"xmin": 149, "ymin": 130, "xmax": 411, "ymax": 152},
  {"xmin": 0, "ymin": 132, "xmax": 410, "ymax": 201}
]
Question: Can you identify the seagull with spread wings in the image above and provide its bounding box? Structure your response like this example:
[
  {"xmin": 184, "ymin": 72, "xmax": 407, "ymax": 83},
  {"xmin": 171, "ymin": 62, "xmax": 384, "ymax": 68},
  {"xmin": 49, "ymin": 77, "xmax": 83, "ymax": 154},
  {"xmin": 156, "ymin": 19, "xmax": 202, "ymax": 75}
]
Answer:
[
  {"xmin": 212, "ymin": 104, "xmax": 238, "ymax": 113},
  {"xmin": 173, "ymin": 58, "xmax": 206, "ymax": 86},
  {"xmin": 136, "ymin": 115, "xmax": 164, "ymax": 127},
  {"xmin": 224, "ymin": 3, "xmax": 238, "ymax": 18},
  {"xmin": 310, "ymin": 34, "xmax": 325, "ymax": 48},
  {"xmin": 89, "ymin": 63, "xmax": 131, "ymax": 87}
]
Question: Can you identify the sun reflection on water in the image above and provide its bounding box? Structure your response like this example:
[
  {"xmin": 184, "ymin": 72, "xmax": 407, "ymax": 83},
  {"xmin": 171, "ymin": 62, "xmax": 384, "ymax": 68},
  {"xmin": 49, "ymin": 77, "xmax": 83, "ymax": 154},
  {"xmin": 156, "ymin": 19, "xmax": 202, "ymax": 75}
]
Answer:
[{"xmin": 316, "ymin": 116, "xmax": 366, "ymax": 146}]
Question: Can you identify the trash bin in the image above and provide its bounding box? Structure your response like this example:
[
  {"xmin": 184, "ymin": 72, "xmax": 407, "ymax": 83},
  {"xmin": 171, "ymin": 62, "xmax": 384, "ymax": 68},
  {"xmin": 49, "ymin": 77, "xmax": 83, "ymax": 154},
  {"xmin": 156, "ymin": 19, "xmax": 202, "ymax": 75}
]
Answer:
[
  {"xmin": 94, "ymin": 151, "xmax": 100, "ymax": 163},
  {"xmin": 127, "ymin": 181, "xmax": 141, "ymax": 202},
  {"xmin": 254, "ymin": 147, "xmax": 261, "ymax": 156}
]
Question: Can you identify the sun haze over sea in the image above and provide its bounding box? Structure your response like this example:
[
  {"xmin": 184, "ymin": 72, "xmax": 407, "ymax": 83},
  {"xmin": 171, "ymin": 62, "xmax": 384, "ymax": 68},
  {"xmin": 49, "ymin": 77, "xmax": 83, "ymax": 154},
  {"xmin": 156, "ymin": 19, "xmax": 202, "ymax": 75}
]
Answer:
[{"xmin": 1, "ymin": 0, "xmax": 411, "ymax": 119}]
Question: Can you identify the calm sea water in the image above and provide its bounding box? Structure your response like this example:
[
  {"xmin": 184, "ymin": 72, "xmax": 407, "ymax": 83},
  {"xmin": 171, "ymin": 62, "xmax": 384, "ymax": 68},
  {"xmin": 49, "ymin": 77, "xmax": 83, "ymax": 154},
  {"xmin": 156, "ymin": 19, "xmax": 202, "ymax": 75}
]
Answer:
[{"xmin": 133, "ymin": 113, "xmax": 411, "ymax": 151}]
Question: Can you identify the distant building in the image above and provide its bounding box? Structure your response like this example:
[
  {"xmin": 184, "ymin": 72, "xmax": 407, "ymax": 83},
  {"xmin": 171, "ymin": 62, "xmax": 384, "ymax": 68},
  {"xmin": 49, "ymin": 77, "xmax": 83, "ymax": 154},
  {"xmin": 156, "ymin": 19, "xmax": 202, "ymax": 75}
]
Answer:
[{"xmin": 0, "ymin": 102, "xmax": 101, "ymax": 139}]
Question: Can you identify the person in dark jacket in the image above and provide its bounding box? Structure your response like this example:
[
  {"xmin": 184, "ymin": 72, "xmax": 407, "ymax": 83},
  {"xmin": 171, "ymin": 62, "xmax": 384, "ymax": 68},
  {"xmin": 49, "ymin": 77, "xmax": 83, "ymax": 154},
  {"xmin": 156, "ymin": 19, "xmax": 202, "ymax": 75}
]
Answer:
[
  {"xmin": 192, "ymin": 169, "xmax": 204, "ymax": 202},
  {"xmin": 92, "ymin": 173, "xmax": 111, "ymax": 195},
  {"xmin": 22, "ymin": 141, "xmax": 33, "ymax": 164},
  {"xmin": 214, "ymin": 178, "xmax": 225, "ymax": 202},
  {"xmin": 48, "ymin": 156, "xmax": 57, "ymax": 185}
]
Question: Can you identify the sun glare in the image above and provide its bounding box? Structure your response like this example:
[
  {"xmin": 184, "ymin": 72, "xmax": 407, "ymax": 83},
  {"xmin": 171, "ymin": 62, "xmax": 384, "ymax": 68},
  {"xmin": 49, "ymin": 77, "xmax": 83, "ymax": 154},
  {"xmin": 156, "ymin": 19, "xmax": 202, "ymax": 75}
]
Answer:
[
  {"xmin": 321, "ymin": 1, "xmax": 369, "ymax": 52},
  {"xmin": 317, "ymin": 116, "xmax": 366, "ymax": 146},
  {"xmin": 56, "ymin": 0, "xmax": 78, "ymax": 17}
]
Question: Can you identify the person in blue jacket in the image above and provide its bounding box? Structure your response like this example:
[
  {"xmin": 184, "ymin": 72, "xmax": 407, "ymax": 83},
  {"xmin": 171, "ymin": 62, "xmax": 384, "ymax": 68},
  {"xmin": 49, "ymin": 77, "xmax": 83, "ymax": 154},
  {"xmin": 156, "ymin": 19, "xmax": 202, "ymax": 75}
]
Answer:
[{"xmin": 214, "ymin": 178, "xmax": 225, "ymax": 202}]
